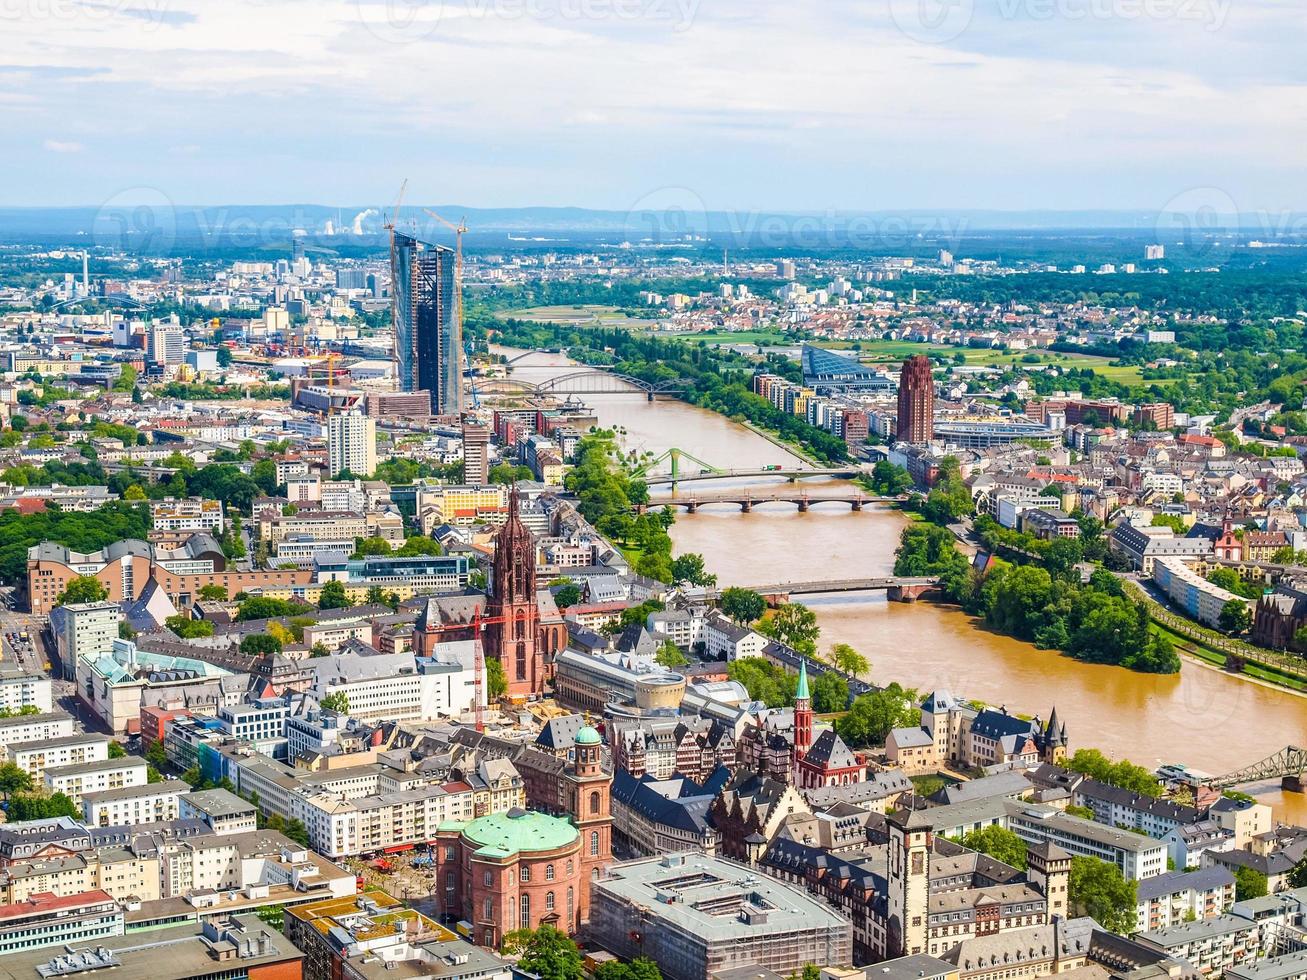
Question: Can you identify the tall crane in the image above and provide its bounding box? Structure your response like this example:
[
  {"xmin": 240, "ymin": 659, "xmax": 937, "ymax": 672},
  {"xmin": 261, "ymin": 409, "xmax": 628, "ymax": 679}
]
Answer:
[{"xmin": 423, "ymin": 208, "xmax": 468, "ymax": 413}]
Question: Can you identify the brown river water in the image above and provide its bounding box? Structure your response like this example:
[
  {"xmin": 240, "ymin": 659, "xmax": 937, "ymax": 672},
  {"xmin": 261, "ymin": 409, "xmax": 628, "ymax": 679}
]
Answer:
[{"xmin": 500, "ymin": 349, "xmax": 1307, "ymax": 822}]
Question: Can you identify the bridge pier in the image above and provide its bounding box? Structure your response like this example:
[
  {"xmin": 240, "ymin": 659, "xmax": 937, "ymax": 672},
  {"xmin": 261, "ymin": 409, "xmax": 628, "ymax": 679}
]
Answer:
[
  {"xmin": 685, "ymin": 502, "xmax": 697, "ymax": 514},
  {"xmin": 851, "ymin": 499, "xmax": 862, "ymax": 512},
  {"xmin": 740, "ymin": 500, "xmax": 752, "ymax": 513},
  {"xmin": 797, "ymin": 499, "xmax": 809, "ymax": 513},
  {"xmin": 1285, "ymin": 775, "xmax": 1305, "ymax": 793}
]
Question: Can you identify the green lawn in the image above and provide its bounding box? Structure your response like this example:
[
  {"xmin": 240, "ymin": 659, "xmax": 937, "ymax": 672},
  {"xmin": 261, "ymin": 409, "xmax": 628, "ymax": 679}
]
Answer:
[
  {"xmin": 846, "ymin": 340, "xmax": 1149, "ymax": 386},
  {"xmin": 495, "ymin": 304, "xmax": 650, "ymax": 327}
]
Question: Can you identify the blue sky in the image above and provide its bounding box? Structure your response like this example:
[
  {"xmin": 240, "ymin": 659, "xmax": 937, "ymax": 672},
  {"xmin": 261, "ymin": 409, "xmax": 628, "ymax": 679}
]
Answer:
[{"xmin": 2, "ymin": 0, "xmax": 1304, "ymax": 212}]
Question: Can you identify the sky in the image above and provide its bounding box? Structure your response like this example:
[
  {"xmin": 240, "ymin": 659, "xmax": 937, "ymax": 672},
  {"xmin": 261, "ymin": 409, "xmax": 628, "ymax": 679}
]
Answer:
[{"xmin": 2, "ymin": 0, "xmax": 1306, "ymax": 213}]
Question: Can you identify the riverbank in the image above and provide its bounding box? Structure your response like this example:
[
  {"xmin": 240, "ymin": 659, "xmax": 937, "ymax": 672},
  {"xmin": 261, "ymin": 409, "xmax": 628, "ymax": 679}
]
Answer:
[{"xmin": 496, "ymin": 347, "xmax": 1307, "ymax": 824}]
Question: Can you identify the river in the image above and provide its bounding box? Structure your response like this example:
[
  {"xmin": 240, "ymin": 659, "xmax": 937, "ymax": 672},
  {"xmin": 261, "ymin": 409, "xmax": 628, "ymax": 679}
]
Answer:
[{"xmin": 499, "ymin": 349, "xmax": 1307, "ymax": 822}]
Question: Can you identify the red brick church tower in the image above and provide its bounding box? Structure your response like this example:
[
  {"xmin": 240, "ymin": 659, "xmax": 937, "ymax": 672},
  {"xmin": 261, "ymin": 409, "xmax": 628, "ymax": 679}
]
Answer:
[
  {"xmin": 564, "ymin": 725, "xmax": 612, "ymax": 927},
  {"xmin": 486, "ymin": 488, "xmax": 544, "ymax": 699}
]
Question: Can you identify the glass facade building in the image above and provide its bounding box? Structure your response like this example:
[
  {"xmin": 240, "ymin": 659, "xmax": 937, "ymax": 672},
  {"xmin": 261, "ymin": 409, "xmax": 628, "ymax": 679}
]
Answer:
[{"xmin": 393, "ymin": 232, "xmax": 461, "ymax": 415}]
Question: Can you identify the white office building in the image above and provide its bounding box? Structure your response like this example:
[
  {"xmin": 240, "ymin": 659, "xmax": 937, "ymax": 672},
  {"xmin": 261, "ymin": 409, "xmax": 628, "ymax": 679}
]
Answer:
[{"xmin": 328, "ymin": 412, "xmax": 377, "ymax": 478}]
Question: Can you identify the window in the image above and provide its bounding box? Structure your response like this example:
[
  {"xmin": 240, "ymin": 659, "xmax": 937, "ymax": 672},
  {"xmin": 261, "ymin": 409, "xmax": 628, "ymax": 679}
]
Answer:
[
  {"xmin": 567, "ymin": 887, "xmax": 574, "ymax": 927},
  {"xmin": 590, "ymin": 831, "xmax": 599, "ymax": 856},
  {"xmin": 483, "ymin": 870, "xmax": 492, "ymax": 887},
  {"xmin": 519, "ymin": 894, "xmax": 530, "ymax": 930},
  {"xmin": 567, "ymin": 859, "xmax": 574, "ymax": 875},
  {"xmin": 545, "ymin": 864, "xmax": 555, "ymax": 881},
  {"xmin": 589, "ymin": 792, "xmax": 601, "ymax": 815},
  {"xmin": 483, "ymin": 897, "xmax": 493, "ymax": 921},
  {"xmin": 546, "ymin": 891, "xmax": 555, "ymax": 911},
  {"xmin": 520, "ymin": 866, "xmax": 530, "ymax": 882}
]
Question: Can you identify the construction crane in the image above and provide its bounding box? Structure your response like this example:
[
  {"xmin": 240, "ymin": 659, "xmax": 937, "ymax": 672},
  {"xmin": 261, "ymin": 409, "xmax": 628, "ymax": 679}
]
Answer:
[
  {"xmin": 464, "ymin": 340, "xmax": 481, "ymax": 409},
  {"xmin": 423, "ymin": 208, "xmax": 468, "ymax": 413},
  {"xmin": 421, "ymin": 607, "xmax": 529, "ymax": 732}
]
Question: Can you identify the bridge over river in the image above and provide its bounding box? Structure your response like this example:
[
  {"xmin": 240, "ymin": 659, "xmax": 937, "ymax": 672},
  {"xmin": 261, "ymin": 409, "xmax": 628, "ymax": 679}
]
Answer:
[
  {"xmin": 643, "ymin": 490, "xmax": 906, "ymax": 513},
  {"xmin": 701, "ymin": 576, "xmax": 940, "ymax": 604}
]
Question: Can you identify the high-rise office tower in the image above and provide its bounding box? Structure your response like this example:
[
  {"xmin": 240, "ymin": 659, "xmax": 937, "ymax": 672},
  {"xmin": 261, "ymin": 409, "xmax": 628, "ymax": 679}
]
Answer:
[
  {"xmin": 393, "ymin": 232, "xmax": 461, "ymax": 416},
  {"xmin": 896, "ymin": 355, "xmax": 934, "ymax": 444},
  {"xmin": 328, "ymin": 412, "xmax": 377, "ymax": 478},
  {"xmin": 461, "ymin": 419, "xmax": 491, "ymax": 485}
]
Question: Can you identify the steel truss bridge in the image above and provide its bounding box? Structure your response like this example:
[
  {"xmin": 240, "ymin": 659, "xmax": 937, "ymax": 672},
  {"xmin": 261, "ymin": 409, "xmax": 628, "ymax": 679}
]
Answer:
[
  {"xmin": 476, "ymin": 370, "xmax": 688, "ymax": 399},
  {"xmin": 644, "ymin": 489, "xmax": 904, "ymax": 513},
  {"xmin": 1210, "ymin": 746, "xmax": 1307, "ymax": 791}
]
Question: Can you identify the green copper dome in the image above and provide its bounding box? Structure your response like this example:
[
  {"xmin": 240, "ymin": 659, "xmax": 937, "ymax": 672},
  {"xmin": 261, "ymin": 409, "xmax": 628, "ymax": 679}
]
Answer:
[
  {"xmin": 575, "ymin": 725, "xmax": 602, "ymax": 745},
  {"xmin": 462, "ymin": 809, "xmax": 578, "ymax": 857}
]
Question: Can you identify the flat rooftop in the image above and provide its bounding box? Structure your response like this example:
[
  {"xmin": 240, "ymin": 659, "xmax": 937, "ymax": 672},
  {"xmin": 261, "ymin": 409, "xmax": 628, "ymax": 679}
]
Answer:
[
  {"xmin": 592, "ymin": 853, "xmax": 851, "ymax": 941},
  {"xmin": 0, "ymin": 914, "xmax": 299, "ymax": 980}
]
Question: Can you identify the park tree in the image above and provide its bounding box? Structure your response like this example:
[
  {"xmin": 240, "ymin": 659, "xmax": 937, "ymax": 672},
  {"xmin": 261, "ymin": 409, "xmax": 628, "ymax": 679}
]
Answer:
[
  {"xmin": 198, "ymin": 583, "xmax": 229, "ymax": 601},
  {"xmin": 670, "ymin": 553, "xmax": 717, "ymax": 587},
  {"xmin": 720, "ymin": 587, "xmax": 765, "ymax": 625},
  {"xmin": 1218, "ymin": 599, "xmax": 1252, "ymax": 636},
  {"xmin": 835, "ymin": 683, "xmax": 919, "ymax": 748},
  {"xmin": 1068, "ymin": 856, "xmax": 1138, "ymax": 933},
  {"xmin": 830, "ymin": 642, "xmax": 869, "ymax": 678},
  {"xmin": 810, "ymin": 670, "xmax": 850, "ymax": 713},
  {"xmin": 56, "ymin": 575, "xmax": 107, "ymax": 605},
  {"xmin": 758, "ymin": 602, "xmax": 820, "ymax": 655},
  {"xmin": 165, "ymin": 615, "xmax": 214, "ymax": 639}
]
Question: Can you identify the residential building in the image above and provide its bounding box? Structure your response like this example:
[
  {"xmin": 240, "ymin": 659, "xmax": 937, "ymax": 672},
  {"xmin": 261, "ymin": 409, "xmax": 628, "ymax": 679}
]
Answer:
[
  {"xmin": 1006, "ymin": 803, "xmax": 1169, "ymax": 880},
  {"xmin": 1135, "ymin": 868, "xmax": 1237, "ymax": 932},
  {"xmin": 1135, "ymin": 915, "xmax": 1261, "ymax": 978},
  {"xmin": 328, "ymin": 412, "xmax": 377, "ymax": 478},
  {"xmin": 180, "ymin": 788, "xmax": 259, "ymax": 835},
  {"xmin": 0, "ymin": 674, "xmax": 52, "ymax": 715},
  {"xmin": 44, "ymin": 756, "xmax": 148, "ymax": 805},
  {"xmin": 0, "ymin": 712, "xmax": 74, "ymax": 751},
  {"xmin": 81, "ymin": 779, "xmax": 190, "ymax": 826},
  {"xmin": 6, "ymin": 733, "xmax": 109, "ymax": 780},
  {"xmin": 462, "ymin": 419, "xmax": 491, "ymax": 484}
]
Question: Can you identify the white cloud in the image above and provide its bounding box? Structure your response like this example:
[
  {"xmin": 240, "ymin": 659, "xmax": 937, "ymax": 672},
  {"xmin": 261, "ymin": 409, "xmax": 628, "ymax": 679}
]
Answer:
[{"xmin": 42, "ymin": 139, "xmax": 85, "ymax": 153}]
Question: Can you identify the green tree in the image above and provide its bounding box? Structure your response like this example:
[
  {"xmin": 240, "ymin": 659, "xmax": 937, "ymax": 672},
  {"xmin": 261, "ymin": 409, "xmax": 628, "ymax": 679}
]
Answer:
[
  {"xmin": 720, "ymin": 587, "xmax": 766, "ymax": 624},
  {"xmin": 56, "ymin": 575, "xmax": 107, "ymax": 605},
  {"xmin": 240, "ymin": 633, "xmax": 283, "ymax": 656},
  {"xmin": 7, "ymin": 792, "xmax": 79, "ymax": 821},
  {"xmin": 1218, "ymin": 599, "xmax": 1253, "ymax": 636},
  {"xmin": 1236, "ymin": 866, "xmax": 1270, "ymax": 900},
  {"xmin": 320, "ymin": 691, "xmax": 350, "ymax": 714},
  {"xmin": 351, "ymin": 536, "xmax": 392, "ymax": 558},
  {"xmin": 1066, "ymin": 749, "xmax": 1163, "ymax": 797},
  {"xmin": 365, "ymin": 585, "xmax": 387, "ymax": 606},
  {"xmin": 727, "ymin": 658, "xmax": 797, "ymax": 708},
  {"xmin": 0, "ymin": 762, "xmax": 33, "ymax": 799},
  {"xmin": 489, "ymin": 463, "xmax": 535, "ymax": 485},
  {"xmin": 486, "ymin": 657, "xmax": 508, "ymax": 699},
  {"xmin": 954, "ymin": 826, "xmax": 1028, "ymax": 869},
  {"xmin": 835, "ymin": 684, "xmax": 919, "ymax": 748},
  {"xmin": 165, "ymin": 614, "xmax": 215, "ymax": 638},
  {"xmin": 317, "ymin": 580, "xmax": 352, "ymax": 610},
  {"xmin": 595, "ymin": 959, "xmax": 663, "ymax": 980},
  {"xmin": 107, "ymin": 741, "xmax": 126, "ymax": 759},
  {"xmin": 198, "ymin": 583, "xmax": 229, "ymax": 601},
  {"xmin": 670, "ymin": 553, "xmax": 717, "ymax": 587},
  {"xmin": 237, "ymin": 596, "xmax": 310, "ymax": 621},
  {"xmin": 829, "ymin": 642, "xmax": 869, "ymax": 678},
  {"xmin": 810, "ymin": 670, "xmax": 850, "ymax": 713},
  {"xmin": 1068, "ymin": 856, "xmax": 1138, "ymax": 933},
  {"xmin": 655, "ymin": 640, "xmax": 689, "ymax": 668},
  {"xmin": 145, "ymin": 740, "xmax": 168, "ymax": 773},
  {"xmin": 758, "ymin": 602, "xmax": 820, "ymax": 656},
  {"xmin": 505, "ymin": 926, "xmax": 583, "ymax": 980},
  {"xmin": 553, "ymin": 583, "xmax": 582, "ymax": 609}
]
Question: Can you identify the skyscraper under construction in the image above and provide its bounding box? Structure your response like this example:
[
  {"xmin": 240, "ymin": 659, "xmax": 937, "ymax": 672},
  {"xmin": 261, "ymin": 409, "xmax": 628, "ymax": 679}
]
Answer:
[
  {"xmin": 896, "ymin": 354, "xmax": 935, "ymax": 444},
  {"xmin": 392, "ymin": 231, "xmax": 462, "ymax": 415}
]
